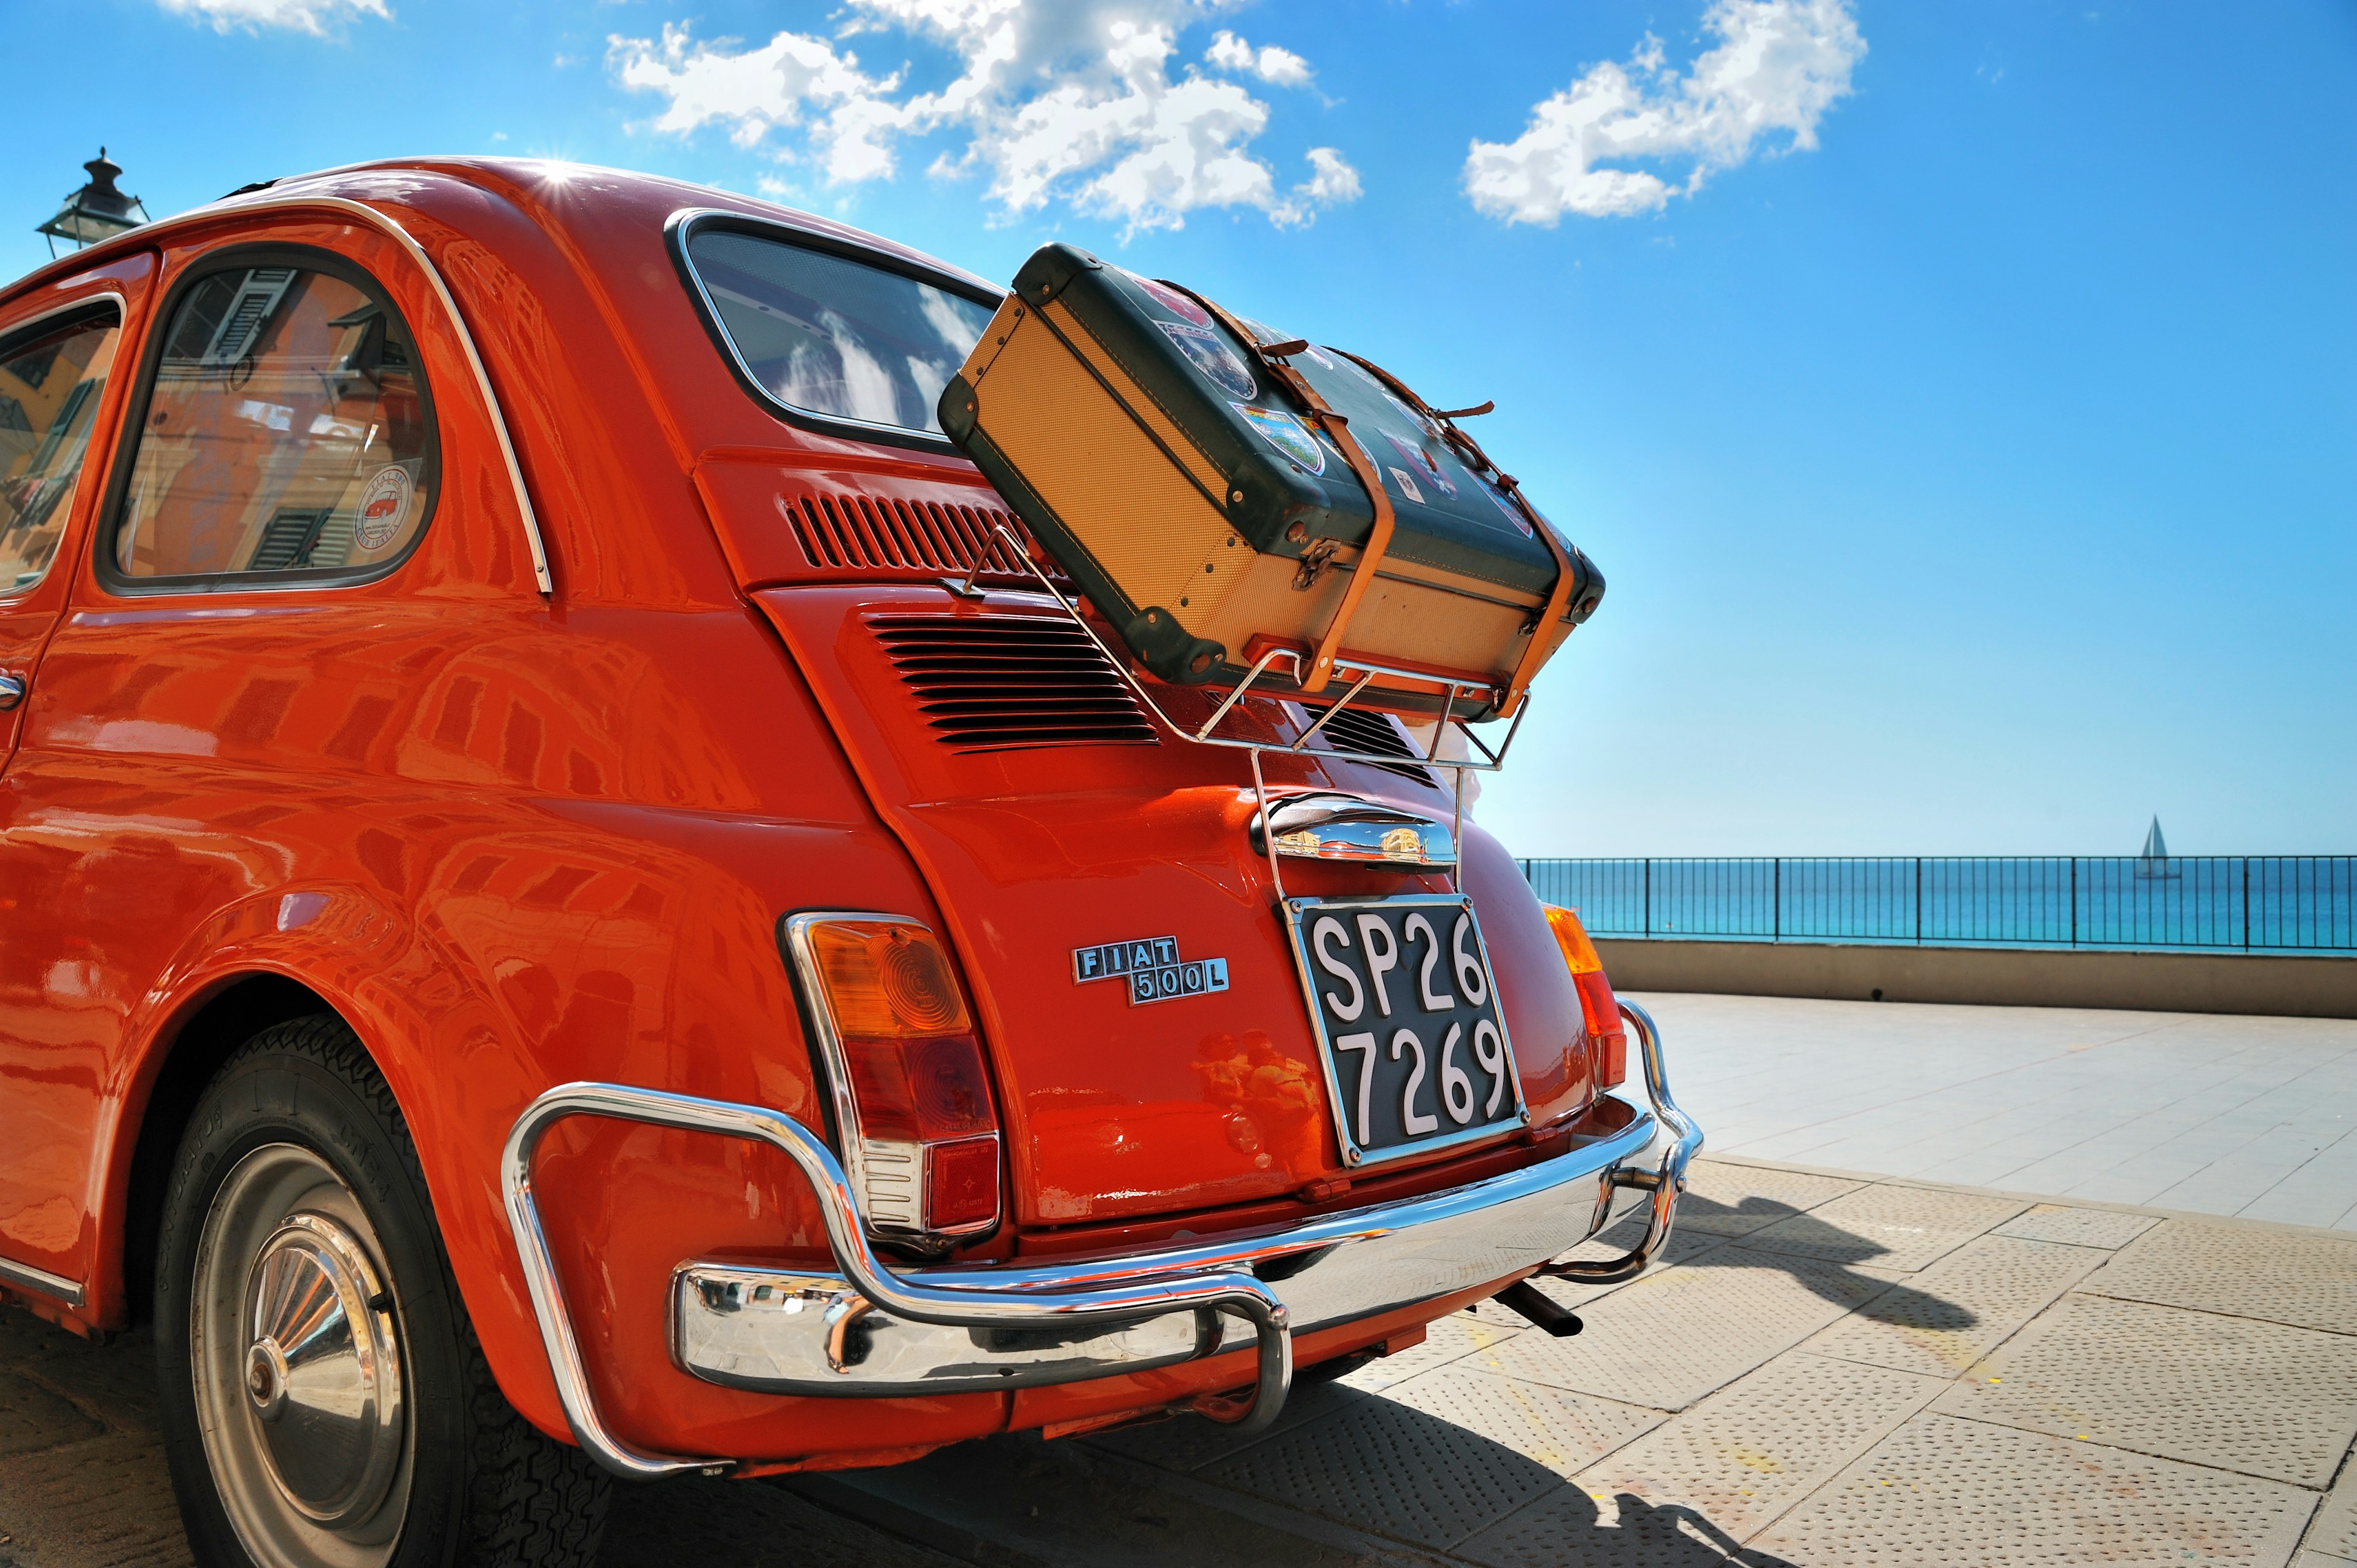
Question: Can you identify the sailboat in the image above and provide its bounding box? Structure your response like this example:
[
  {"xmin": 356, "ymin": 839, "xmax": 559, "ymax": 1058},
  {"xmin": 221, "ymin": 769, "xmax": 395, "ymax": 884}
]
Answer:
[{"xmin": 2134, "ymin": 816, "xmax": 2178, "ymax": 879}]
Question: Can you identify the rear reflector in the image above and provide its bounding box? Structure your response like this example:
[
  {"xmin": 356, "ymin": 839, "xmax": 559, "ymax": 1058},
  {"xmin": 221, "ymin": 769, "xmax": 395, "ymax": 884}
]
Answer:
[
  {"xmin": 926, "ymin": 1135, "xmax": 1002, "ymax": 1230},
  {"xmin": 785, "ymin": 914, "xmax": 1004, "ymax": 1241},
  {"xmin": 1542, "ymin": 905, "xmax": 1627, "ymax": 1089}
]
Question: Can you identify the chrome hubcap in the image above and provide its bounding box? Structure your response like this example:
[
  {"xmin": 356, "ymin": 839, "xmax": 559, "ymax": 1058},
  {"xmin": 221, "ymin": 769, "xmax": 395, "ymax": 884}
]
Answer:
[
  {"xmin": 242, "ymin": 1215, "xmax": 405, "ymax": 1526},
  {"xmin": 192, "ymin": 1145, "xmax": 413, "ymax": 1568}
]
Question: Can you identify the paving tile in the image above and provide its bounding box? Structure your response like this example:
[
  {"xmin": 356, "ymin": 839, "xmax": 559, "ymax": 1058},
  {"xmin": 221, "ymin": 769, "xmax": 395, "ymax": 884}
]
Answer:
[
  {"xmin": 1933, "ymin": 1294, "xmax": 2357, "ymax": 1486},
  {"xmin": 2303, "ymin": 1453, "xmax": 2357, "ymax": 1560},
  {"xmin": 1196, "ymin": 1386, "xmax": 1566, "ymax": 1550},
  {"xmin": 1082, "ymin": 1375, "xmax": 1364, "ymax": 1474},
  {"xmin": 1377, "ymin": 1364, "xmax": 1663, "ymax": 1477},
  {"xmin": 1333, "ymin": 1306, "xmax": 1520, "ymax": 1394},
  {"xmin": 2081, "ymin": 1218, "xmax": 2357, "ymax": 1332},
  {"xmin": 1569, "ymin": 1353, "xmax": 1943, "ymax": 1542},
  {"xmin": 1453, "ymin": 1483, "xmax": 1765, "ymax": 1567},
  {"xmin": 1674, "ymin": 1161, "xmax": 1867, "ymax": 1238},
  {"xmin": 1751, "ymin": 1412, "xmax": 2318, "ymax": 1567},
  {"xmin": 1736, "ymin": 1183, "xmax": 2028, "ymax": 1272},
  {"xmin": 1471, "ymin": 1250, "xmax": 1896, "ymax": 1412},
  {"xmin": 0, "ymin": 1431, "xmax": 193, "ymax": 1568},
  {"xmin": 1802, "ymin": 1234, "xmax": 2106, "ymax": 1380},
  {"xmin": 1989, "ymin": 1203, "xmax": 2160, "ymax": 1249},
  {"xmin": 0, "ymin": 1368, "xmax": 102, "ymax": 1456}
]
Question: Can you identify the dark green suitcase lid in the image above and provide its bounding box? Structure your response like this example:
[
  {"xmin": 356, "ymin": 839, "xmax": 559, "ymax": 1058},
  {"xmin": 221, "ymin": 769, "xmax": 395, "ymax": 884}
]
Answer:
[{"xmin": 993, "ymin": 242, "xmax": 1569, "ymax": 601}]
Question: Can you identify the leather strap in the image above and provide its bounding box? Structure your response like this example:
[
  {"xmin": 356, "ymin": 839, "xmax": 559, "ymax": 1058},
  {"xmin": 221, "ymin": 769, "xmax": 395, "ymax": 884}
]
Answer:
[
  {"xmin": 1331, "ymin": 349, "xmax": 1577, "ymax": 719},
  {"xmin": 1163, "ymin": 281, "xmax": 1395, "ymax": 697}
]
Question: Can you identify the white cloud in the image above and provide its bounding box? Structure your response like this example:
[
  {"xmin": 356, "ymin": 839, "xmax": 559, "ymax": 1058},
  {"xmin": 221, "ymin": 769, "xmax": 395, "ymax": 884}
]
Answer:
[
  {"xmin": 158, "ymin": 0, "xmax": 387, "ymax": 32},
  {"xmin": 1464, "ymin": 0, "xmax": 1864, "ymax": 225},
  {"xmin": 608, "ymin": 1, "xmax": 1356, "ymax": 233},
  {"xmin": 1204, "ymin": 29, "xmax": 1311, "ymax": 88}
]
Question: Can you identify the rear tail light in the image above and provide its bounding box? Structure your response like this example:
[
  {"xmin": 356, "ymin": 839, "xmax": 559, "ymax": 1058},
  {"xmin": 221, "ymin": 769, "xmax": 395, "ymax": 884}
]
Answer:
[
  {"xmin": 1542, "ymin": 905, "xmax": 1627, "ymax": 1089},
  {"xmin": 784, "ymin": 914, "xmax": 1002, "ymax": 1244}
]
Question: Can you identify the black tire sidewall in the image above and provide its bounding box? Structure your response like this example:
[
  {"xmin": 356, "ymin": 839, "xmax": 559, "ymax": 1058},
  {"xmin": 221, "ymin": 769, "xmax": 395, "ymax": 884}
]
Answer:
[{"xmin": 155, "ymin": 1023, "xmax": 468, "ymax": 1568}]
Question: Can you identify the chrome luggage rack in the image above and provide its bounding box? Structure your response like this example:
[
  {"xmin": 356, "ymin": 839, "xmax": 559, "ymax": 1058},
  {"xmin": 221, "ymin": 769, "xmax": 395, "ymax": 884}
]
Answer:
[{"xmin": 957, "ymin": 522, "xmax": 1536, "ymax": 898}]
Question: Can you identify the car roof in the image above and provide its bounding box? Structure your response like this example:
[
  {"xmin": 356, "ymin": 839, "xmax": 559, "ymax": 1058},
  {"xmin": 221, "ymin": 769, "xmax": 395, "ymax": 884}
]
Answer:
[{"xmin": 0, "ymin": 156, "xmax": 1004, "ymax": 312}]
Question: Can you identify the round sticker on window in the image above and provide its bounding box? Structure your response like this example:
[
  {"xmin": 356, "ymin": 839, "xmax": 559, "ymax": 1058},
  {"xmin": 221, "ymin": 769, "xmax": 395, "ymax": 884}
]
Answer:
[
  {"xmin": 1160, "ymin": 322, "xmax": 1257, "ymax": 401},
  {"xmin": 355, "ymin": 466, "xmax": 412, "ymax": 551},
  {"xmin": 1131, "ymin": 272, "xmax": 1213, "ymax": 328},
  {"xmin": 1234, "ymin": 403, "xmax": 1325, "ymax": 474}
]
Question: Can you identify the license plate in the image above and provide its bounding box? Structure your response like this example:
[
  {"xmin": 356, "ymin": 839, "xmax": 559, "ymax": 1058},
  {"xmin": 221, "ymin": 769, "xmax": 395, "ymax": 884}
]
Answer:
[{"xmin": 1281, "ymin": 895, "xmax": 1528, "ymax": 1168}]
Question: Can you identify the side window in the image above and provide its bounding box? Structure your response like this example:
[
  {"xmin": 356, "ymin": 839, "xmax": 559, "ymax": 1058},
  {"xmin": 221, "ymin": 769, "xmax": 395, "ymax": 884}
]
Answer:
[
  {"xmin": 0, "ymin": 309, "xmax": 120, "ymax": 593},
  {"xmin": 110, "ymin": 257, "xmax": 434, "ymax": 584}
]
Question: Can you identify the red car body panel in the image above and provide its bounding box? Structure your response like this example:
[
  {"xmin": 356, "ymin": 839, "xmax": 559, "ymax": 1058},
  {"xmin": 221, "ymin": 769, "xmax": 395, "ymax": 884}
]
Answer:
[{"xmin": 0, "ymin": 160, "xmax": 1609, "ymax": 1465}]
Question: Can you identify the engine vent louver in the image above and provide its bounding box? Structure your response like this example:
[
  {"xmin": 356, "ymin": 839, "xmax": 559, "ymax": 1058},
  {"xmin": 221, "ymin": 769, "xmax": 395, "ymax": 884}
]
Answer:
[
  {"xmin": 1304, "ymin": 705, "xmax": 1437, "ymax": 786},
  {"xmin": 786, "ymin": 492, "xmax": 1032, "ymax": 577},
  {"xmin": 870, "ymin": 616, "xmax": 1159, "ymax": 754}
]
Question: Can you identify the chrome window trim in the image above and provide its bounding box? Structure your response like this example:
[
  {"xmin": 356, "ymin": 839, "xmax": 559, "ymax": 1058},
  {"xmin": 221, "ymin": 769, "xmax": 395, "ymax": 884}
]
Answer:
[
  {"xmin": 0, "ymin": 1252, "xmax": 85, "ymax": 1309},
  {"xmin": 0, "ymin": 289, "xmax": 128, "ymax": 603},
  {"xmin": 667, "ymin": 207, "xmax": 1004, "ymax": 454},
  {"xmin": 209, "ymin": 193, "xmax": 554, "ymax": 595}
]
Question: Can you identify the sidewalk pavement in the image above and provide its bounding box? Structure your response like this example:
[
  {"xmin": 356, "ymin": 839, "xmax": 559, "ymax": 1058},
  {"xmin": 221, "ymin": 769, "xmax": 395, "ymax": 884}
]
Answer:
[{"xmin": 1632, "ymin": 991, "xmax": 2357, "ymax": 1231}]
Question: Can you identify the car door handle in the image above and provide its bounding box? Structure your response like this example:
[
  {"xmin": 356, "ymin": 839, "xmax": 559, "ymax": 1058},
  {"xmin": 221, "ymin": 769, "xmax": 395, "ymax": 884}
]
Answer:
[{"xmin": 0, "ymin": 672, "xmax": 25, "ymax": 711}]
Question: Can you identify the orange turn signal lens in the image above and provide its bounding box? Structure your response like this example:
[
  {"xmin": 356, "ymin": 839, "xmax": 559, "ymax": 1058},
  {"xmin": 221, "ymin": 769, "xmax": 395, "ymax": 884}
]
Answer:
[
  {"xmin": 807, "ymin": 919, "xmax": 973, "ymax": 1038},
  {"xmin": 1543, "ymin": 905, "xmax": 1626, "ymax": 1088}
]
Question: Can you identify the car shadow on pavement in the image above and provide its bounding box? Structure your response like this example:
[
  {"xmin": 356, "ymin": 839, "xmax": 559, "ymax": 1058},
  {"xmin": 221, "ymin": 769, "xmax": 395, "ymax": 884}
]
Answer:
[{"xmin": 1603, "ymin": 1189, "xmax": 1985, "ymax": 1335}]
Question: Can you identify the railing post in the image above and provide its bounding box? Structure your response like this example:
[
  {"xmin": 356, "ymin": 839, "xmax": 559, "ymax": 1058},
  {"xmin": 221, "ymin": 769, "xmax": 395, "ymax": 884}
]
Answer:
[
  {"xmin": 2243, "ymin": 858, "xmax": 2251, "ymax": 950},
  {"xmin": 1914, "ymin": 857, "xmax": 1922, "ymax": 945},
  {"xmin": 1773, "ymin": 857, "xmax": 1781, "ymax": 942},
  {"xmin": 2070, "ymin": 858, "xmax": 2078, "ymax": 948},
  {"xmin": 1644, "ymin": 858, "xmax": 1652, "ymax": 938}
]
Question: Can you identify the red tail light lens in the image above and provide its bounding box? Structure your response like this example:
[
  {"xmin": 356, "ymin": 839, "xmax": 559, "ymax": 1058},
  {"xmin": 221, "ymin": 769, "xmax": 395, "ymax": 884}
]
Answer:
[
  {"xmin": 1542, "ymin": 905, "xmax": 1627, "ymax": 1089},
  {"xmin": 789, "ymin": 916, "xmax": 1003, "ymax": 1240}
]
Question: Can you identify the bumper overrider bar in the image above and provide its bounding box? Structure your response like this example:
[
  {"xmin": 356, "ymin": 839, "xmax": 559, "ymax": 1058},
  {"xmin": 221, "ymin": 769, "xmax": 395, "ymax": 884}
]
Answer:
[{"xmin": 501, "ymin": 1000, "xmax": 1701, "ymax": 1480}]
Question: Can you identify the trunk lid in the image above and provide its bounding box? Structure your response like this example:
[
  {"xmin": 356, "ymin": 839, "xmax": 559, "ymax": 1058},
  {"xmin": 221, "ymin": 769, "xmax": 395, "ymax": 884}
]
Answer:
[{"xmin": 704, "ymin": 460, "xmax": 1592, "ymax": 1230}]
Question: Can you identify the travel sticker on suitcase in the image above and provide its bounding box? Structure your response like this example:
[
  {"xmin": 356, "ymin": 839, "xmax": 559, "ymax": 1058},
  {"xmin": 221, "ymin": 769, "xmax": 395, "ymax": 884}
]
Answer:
[
  {"xmin": 1236, "ymin": 404, "xmax": 1326, "ymax": 474},
  {"xmin": 1158, "ymin": 322, "xmax": 1257, "ymax": 400}
]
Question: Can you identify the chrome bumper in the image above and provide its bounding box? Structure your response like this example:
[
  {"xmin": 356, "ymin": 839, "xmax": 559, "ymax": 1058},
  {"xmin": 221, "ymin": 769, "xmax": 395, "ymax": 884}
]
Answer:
[{"xmin": 503, "ymin": 1000, "xmax": 1700, "ymax": 1480}]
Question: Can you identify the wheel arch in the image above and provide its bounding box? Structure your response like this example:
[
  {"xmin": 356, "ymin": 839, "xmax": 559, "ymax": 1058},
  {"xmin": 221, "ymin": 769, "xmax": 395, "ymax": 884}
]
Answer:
[{"xmin": 106, "ymin": 971, "xmax": 352, "ymax": 1330}]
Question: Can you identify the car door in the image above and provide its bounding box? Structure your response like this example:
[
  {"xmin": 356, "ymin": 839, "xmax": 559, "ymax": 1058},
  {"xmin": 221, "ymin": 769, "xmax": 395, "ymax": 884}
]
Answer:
[
  {"xmin": 0, "ymin": 255, "xmax": 150, "ymax": 763},
  {"xmin": 0, "ymin": 252, "xmax": 151, "ymax": 1305}
]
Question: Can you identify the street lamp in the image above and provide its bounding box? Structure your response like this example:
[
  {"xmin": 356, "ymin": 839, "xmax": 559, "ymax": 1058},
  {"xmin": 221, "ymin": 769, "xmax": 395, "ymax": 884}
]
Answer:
[{"xmin": 36, "ymin": 149, "xmax": 150, "ymax": 257}]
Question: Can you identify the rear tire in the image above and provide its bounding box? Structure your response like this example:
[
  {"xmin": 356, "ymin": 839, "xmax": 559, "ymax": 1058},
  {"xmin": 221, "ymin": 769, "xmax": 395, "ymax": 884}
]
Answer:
[{"xmin": 155, "ymin": 1014, "xmax": 610, "ymax": 1568}]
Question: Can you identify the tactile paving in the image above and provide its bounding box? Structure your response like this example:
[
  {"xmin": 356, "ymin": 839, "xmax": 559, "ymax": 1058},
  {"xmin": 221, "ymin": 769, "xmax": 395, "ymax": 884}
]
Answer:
[
  {"xmin": 1803, "ymin": 1234, "xmax": 2104, "ymax": 1380},
  {"xmin": 1455, "ymin": 1481, "xmax": 1779, "ymax": 1568},
  {"xmin": 0, "ymin": 1368, "xmax": 101, "ymax": 1456},
  {"xmin": 1674, "ymin": 1160, "xmax": 1868, "ymax": 1238},
  {"xmin": 1473, "ymin": 1249, "xmax": 1896, "ymax": 1412},
  {"xmin": 2082, "ymin": 1218, "xmax": 2357, "ymax": 1333},
  {"xmin": 1737, "ymin": 1183, "xmax": 2027, "ymax": 1272},
  {"xmin": 1197, "ymin": 1385, "xmax": 1568, "ymax": 1549},
  {"xmin": 1991, "ymin": 1202, "xmax": 2160, "ymax": 1250},
  {"xmin": 1335, "ymin": 1304, "xmax": 1520, "ymax": 1393},
  {"xmin": 1377, "ymin": 1363, "xmax": 1662, "ymax": 1477},
  {"xmin": 1083, "ymin": 1375, "xmax": 1364, "ymax": 1473},
  {"xmin": 1750, "ymin": 1412, "xmax": 2317, "ymax": 1567},
  {"xmin": 2309, "ymin": 1461, "xmax": 2357, "ymax": 1561},
  {"xmin": 1571, "ymin": 1351, "xmax": 1943, "ymax": 1543},
  {"xmin": 1932, "ymin": 1292, "xmax": 2357, "ymax": 1486}
]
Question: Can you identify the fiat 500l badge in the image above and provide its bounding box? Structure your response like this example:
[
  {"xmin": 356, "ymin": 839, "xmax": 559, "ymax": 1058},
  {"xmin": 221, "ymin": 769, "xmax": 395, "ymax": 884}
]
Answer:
[{"xmin": 1074, "ymin": 935, "xmax": 1231, "ymax": 1006}]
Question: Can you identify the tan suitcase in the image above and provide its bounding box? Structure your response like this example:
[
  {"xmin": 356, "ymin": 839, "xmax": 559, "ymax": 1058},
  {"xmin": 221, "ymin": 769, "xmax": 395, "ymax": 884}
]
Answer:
[{"xmin": 939, "ymin": 244, "xmax": 1602, "ymax": 721}]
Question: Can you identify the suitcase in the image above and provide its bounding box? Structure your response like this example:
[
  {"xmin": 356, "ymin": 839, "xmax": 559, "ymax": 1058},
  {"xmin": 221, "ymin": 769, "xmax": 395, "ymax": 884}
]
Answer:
[{"xmin": 938, "ymin": 242, "xmax": 1603, "ymax": 721}]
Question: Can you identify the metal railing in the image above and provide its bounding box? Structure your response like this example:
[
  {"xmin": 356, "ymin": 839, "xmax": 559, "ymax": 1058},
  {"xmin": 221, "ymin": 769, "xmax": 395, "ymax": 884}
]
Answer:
[{"xmin": 1519, "ymin": 857, "xmax": 2357, "ymax": 954}]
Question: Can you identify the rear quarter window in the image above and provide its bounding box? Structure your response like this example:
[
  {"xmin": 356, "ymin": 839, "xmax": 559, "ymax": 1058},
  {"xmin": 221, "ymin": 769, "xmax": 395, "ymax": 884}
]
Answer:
[
  {"xmin": 681, "ymin": 223, "xmax": 996, "ymax": 440},
  {"xmin": 0, "ymin": 308, "xmax": 120, "ymax": 593},
  {"xmin": 106, "ymin": 250, "xmax": 436, "ymax": 589}
]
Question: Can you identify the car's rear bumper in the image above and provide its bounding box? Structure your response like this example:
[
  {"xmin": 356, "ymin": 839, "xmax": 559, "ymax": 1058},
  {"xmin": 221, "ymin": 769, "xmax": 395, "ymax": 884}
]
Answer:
[{"xmin": 503, "ymin": 1000, "xmax": 1700, "ymax": 1480}]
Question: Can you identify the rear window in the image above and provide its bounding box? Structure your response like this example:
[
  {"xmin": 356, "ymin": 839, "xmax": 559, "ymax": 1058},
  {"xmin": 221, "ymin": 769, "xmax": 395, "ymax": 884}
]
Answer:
[{"xmin": 683, "ymin": 228, "xmax": 994, "ymax": 439}]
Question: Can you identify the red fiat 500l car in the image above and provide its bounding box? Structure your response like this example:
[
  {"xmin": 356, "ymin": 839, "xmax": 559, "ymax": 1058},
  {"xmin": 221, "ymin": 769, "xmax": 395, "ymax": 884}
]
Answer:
[{"xmin": 0, "ymin": 160, "xmax": 1698, "ymax": 1568}]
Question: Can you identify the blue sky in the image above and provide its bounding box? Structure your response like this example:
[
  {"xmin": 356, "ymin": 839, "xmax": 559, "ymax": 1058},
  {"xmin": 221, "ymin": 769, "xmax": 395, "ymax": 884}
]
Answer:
[{"xmin": 5, "ymin": 0, "xmax": 2351, "ymax": 855}]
